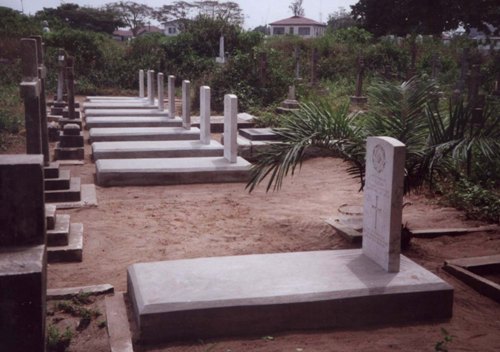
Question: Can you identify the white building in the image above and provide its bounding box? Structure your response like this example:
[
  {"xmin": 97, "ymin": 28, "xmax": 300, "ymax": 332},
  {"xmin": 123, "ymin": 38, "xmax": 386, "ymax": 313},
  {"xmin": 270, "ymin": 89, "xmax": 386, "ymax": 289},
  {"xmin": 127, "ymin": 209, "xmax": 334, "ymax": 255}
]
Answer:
[
  {"xmin": 163, "ymin": 20, "xmax": 182, "ymax": 37},
  {"xmin": 269, "ymin": 16, "xmax": 326, "ymax": 38}
]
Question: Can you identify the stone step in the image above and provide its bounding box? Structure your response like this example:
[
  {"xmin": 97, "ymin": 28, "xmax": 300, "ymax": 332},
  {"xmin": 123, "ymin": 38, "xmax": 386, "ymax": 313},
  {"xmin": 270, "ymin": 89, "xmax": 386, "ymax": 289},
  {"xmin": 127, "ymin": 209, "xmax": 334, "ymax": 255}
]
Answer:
[
  {"xmin": 96, "ymin": 156, "xmax": 251, "ymax": 187},
  {"xmin": 45, "ymin": 204, "xmax": 57, "ymax": 230},
  {"xmin": 47, "ymin": 214, "xmax": 70, "ymax": 246},
  {"xmin": 127, "ymin": 249, "xmax": 453, "ymax": 344},
  {"xmin": 89, "ymin": 127, "xmax": 199, "ymax": 143},
  {"xmin": 92, "ymin": 140, "xmax": 224, "ymax": 160},
  {"xmin": 48, "ymin": 223, "xmax": 83, "ymax": 263},
  {"xmin": 44, "ymin": 163, "xmax": 60, "ymax": 179},
  {"xmin": 45, "ymin": 177, "xmax": 81, "ymax": 203},
  {"xmin": 85, "ymin": 108, "xmax": 170, "ymax": 117},
  {"xmin": 85, "ymin": 116, "xmax": 182, "ymax": 129},
  {"xmin": 44, "ymin": 169, "xmax": 71, "ymax": 191}
]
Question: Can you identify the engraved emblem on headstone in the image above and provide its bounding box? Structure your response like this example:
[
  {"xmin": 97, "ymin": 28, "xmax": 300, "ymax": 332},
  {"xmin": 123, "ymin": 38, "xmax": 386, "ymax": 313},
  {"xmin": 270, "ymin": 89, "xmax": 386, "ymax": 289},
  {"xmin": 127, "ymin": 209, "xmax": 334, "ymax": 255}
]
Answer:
[{"xmin": 372, "ymin": 144, "xmax": 386, "ymax": 173}]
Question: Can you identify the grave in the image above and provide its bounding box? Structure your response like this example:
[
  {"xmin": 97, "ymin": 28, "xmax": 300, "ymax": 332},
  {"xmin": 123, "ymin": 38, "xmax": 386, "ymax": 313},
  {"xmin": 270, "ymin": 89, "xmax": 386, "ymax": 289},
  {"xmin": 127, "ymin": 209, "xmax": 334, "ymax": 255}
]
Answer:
[
  {"xmin": 92, "ymin": 86, "xmax": 223, "ymax": 160},
  {"xmin": 277, "ymin": 85, "xmax": 300, "ymax": 113},
  {"xmin": 127, "ymin": 136, "xmax": 453, "ymax": 344},
  {"xmin": 95, "ymin": 94, "xmax": 251, "ymax": 186},
  {"xmin": 0, "ymin": 155, "xmax": 47, "ymax": 352},
  {"xmin": 54, "ymin": 123, "xmax": 84, "ymax": 160}
]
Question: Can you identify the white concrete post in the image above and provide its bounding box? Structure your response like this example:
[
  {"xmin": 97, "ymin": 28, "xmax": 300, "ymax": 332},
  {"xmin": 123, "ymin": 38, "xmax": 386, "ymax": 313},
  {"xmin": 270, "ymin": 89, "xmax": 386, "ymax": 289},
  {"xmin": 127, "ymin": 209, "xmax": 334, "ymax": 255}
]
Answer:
[
  {"xmin": 148, "ymin": 70, "xmax": 155, "ymax": 106},
  {"xmin": 223, "ymin": 94, "xmax": 238, "ymax": 163},
  {"xmin": 146, "ymin": 69, "xmax": 152, "ymax": 102},
  {"xmin": 168, "ymin": 75, "xmax": 175, "ymax": 119},
  {"xmin": 139, "ymin": 69, "xmax": 144, "ymax": 98},
  {"xmin": 200, "ymin": 86, "xmax": 211, "ymax": 144},
  {"xmin": 157, "ymin": 73, "xmax": 164, "ymax": 111},
  {"xmin": 219, "ymin": 35, "xmax": 225, "ymax": 62},
  {"xmin": 182, "ymin": 80, "xmax": 191, "ymax": 130}
]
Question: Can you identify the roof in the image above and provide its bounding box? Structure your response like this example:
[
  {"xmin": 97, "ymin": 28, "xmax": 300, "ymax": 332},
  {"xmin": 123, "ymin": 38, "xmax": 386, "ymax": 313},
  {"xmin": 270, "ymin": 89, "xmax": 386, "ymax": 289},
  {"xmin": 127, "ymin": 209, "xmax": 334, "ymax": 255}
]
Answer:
[
  {"xmin": 269, "ymin": 16, "xmax": 326, "ymax": 27},
  {"xmin": 113, "ymin": 29, "xmax": 133, "ymax": 37},
  {"xmin": 136, "ymin": 25, "xmax": 163, "ymax": 35}
]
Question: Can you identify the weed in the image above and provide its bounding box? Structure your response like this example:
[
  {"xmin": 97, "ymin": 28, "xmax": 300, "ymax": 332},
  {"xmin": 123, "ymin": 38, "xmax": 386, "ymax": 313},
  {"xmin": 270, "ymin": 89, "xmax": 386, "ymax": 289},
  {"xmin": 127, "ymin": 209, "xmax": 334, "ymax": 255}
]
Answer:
[
  {"xmin": 434, "ymin": 328, "xmax": 454, "ymax": 352},
  {"xmin": 72, "ymin": 291, "xmax": 93, "ymax": 305},
  {"xmin": 47, "ymin": 324, "xmax": 72, "ymax": 352},
  {"xmin": 97, "ymin": 320, "xmax": 107, "ymax": 329}
]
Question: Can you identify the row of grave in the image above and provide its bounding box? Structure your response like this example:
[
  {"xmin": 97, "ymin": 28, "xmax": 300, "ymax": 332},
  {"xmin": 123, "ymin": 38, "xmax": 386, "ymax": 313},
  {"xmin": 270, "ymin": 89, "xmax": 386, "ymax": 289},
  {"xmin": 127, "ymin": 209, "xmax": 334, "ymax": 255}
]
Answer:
[{"xmin": 83, "ymin": 69, "xmax": 284, "ymax": 187}]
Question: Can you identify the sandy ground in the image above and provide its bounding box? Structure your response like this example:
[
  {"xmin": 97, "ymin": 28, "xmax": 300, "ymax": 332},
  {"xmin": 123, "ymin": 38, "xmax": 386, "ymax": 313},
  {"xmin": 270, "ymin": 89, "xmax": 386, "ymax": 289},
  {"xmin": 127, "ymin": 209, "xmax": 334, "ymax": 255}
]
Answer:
[{"xmin": 41, "ymin": 133, "xmax": 500, "ymax": 352}]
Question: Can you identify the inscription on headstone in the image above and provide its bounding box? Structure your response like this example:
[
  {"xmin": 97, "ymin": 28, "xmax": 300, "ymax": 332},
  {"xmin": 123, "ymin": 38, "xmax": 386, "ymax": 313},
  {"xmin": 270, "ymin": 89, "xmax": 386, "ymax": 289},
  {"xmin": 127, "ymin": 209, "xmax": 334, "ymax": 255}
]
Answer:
[{"xmin": 362, "ymin": 137, "xmax": 406, "ymax": 272}]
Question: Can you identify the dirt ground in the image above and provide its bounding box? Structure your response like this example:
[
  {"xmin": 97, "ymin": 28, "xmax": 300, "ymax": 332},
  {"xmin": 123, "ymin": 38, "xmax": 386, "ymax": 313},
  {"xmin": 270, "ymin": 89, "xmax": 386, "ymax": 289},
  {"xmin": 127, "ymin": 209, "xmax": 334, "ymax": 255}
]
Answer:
[{"xmin": 2, "ymin": 125, "xmax": 500, "ymax": 351}]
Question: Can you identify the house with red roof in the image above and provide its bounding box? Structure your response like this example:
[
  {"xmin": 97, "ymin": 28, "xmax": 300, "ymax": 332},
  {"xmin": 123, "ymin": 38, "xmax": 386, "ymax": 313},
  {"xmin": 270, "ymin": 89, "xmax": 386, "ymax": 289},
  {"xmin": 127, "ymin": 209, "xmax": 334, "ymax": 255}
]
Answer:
[{"xmin": 269, "ymin": 15, "xmax": 326, "ymax": 38}]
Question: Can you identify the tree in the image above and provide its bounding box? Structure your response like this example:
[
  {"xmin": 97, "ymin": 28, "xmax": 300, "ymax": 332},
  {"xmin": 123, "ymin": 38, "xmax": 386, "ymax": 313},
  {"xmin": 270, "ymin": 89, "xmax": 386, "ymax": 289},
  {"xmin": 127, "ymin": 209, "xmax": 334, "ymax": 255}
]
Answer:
[
  {"xmin": 35, "ymin": 3, "xmax": 124, "ymax": 34},
  {"xmin": 327, "ymin": 7, "xmax": 357, "ymax": 31},
  {"xmin": 106, "ymin": 1, "xmax": 153, "ymax": 36},
  {"xmin": 154, "ymin": 1, "xmax": 244, "ymax": 27},
  {"xmin": 351, "ymin": 0, "xmax": 500, "ymax": 37},
  {"xmin": 289, "ymin": 0, "xmax": 305, "ymax": 17}
]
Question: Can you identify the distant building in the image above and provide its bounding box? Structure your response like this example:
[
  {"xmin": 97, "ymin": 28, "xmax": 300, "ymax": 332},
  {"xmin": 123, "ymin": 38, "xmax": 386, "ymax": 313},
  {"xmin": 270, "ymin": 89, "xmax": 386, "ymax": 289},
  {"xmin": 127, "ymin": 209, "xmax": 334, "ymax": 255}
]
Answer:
[
  {"xmin": 113, "ymin": 29, "xmax": 133, "ymax": 42},
  {"xmin": 269, "ymin": 16, "xmax": 326, "ymax": 38},
  {"xmin": 163, "ymin": 20, "xmax": 182, "ymax": 37},
  {"xmin": 468, "ymin": 25, "xmax": 500, "ymax": 51},
  {"xmin": 136, "ymin": 25, "xmax": 163, "ymax": 37}
]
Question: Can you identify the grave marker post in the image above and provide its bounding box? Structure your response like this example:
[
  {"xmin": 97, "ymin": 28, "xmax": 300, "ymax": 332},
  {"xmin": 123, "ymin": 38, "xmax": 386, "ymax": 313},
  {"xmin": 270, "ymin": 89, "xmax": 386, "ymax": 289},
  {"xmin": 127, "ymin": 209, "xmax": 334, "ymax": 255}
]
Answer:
[
  {"xmin": 362, "ymin": 136, "xmax": 406, "ymax": 273},
  {"xmin": 148, "ymin": 70, "xmax": 155, "ymax": 106},
  {"xmin": 168, "ymin": 75, "xmax": 175, "ymax": 118},
  {"xmin": 56, "ymin": 48, "xmax": 66, "ymax": 102},
  {"xmin": 200, "ymin": 86, "xmax": 211, "ymax": 145},
  {"xmin": 223, "ymin": 94, "xmax": 238, "ymax": 163},
  {"xmin": 139, "ymin": 69, "xmax": 145, "ymax": 98},
  {"xmin": 157, "ymin": 73, "xmax": 164, "ymax": 112},
  {"xmin": 182, "ymin": 80, "xmax": 191, "ymax": 129},
  {"xmin": 65, "ymin": 56, "xmax": 76, "ymax": 120}
]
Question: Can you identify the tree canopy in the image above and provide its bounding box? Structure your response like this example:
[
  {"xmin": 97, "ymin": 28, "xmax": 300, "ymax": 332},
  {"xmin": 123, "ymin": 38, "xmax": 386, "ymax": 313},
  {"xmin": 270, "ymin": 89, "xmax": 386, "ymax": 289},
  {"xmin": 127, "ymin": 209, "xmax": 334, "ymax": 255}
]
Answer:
[
  {"xmin": 106, "ymin": 1, "xmax": 153, "ymax": 36},
  {"xmin": 351, "ymin": 0, "xmax": 500, "ymax": 36},
  {"xmin": 289, "ymin": 0, "xmax": 305, "ymax": 17},
  {"xmin": 35, "ymin": 3, "xmax": 124, "ymax": 34}
]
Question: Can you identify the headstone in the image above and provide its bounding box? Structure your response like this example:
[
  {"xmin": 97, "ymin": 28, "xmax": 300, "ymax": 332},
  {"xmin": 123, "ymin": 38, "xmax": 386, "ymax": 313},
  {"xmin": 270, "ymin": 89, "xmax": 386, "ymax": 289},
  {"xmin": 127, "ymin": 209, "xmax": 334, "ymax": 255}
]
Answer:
[
  {"xmin": 30, "ymin": 35, "xmax": 50, "ymax": 166},
  {"xmin": 157, "ymin": 73, "xmax": 164, "ymax": 112},
  {"xmin": 65, "ymin": 57, "xmax": 76, "ymax": 119},
  {"xmin": 0, "ymin": 154, "xmax": 47, "ymax": 352},
  {"xmin": 168, "ymin": 75, "xmax": 175, "ymax": 118},
  {"xmin": 223, "ymin": 94, "xmax": 238, "ymax": 163},
  {"xmin": 362, "ymin": 136, "xmax": 406, "ymax": 273},
  {"xmin": 20, "ymin": 38, "xmax": 43, "ymax": 157},
  {"xmin": 139, "ymin": 69, "xmax": 145, "ymax": 98},
  {"xmin": 148, "ymin": 70, "xmax": 155, "ymax": 106},
  {"xmin": 216, "ymin": 35, "xmax": 225, "ymax": 64},
  {"xmin": 182, "ymin": 80, "xmax": 191, "ymax": 130},
  {"xmin": 200, "ymin": 86, "xmax": 211, "ymax": 145},
  {"xmin": 56, "ymin": 49, "xmax": 66, "ymax": 102},
  {"xmin": 278, "ymin": 85, "xmax": 300, "ymax": 111},
  {"xmin": 350, "ymin": 57, "xmax": 368, "ymax": 105}
]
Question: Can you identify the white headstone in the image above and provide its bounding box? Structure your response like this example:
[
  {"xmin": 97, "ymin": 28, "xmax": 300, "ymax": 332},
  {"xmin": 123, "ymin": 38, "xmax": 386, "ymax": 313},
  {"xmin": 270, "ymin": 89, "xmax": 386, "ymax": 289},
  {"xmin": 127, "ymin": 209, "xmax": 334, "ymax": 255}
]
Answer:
[
  {"xmin": 146, "ymin": 70, "xmax": 152, "ymax": 102},
  {"xmin": 223, "ymin": 94, "xmax": 238, "ymax": 163},
  {"xmin": 168, "ymin": 75, "xmax": 175, "ymax": 119},
  {"xmin": 148, "ymin": 70, "xmax": 155, "ymax": 106},
  {"xmin": 157, "ymin": 73, "xmax": 164, "ymax": 112},
  {"xmin": 139, "ymin": 69, "xmax": 144, "ymax": 98},
  {"xmin": 362, "ymin": 136, "xmax": 406, "ymax": 273},
  {"xmin": 200, "ymin": 86, "xmax": 211, "ymax": 145},
  {"xmin": 182, "ymin": 80, "xmax": 191, "ymax": 130}
]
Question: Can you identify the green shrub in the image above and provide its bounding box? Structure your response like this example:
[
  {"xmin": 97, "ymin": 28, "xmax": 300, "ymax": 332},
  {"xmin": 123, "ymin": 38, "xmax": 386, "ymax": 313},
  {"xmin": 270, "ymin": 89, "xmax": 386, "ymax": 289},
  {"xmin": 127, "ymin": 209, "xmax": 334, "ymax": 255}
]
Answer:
[{"xmin": 47, "ymin": 325, "xmax": 72, "ymax": 352}]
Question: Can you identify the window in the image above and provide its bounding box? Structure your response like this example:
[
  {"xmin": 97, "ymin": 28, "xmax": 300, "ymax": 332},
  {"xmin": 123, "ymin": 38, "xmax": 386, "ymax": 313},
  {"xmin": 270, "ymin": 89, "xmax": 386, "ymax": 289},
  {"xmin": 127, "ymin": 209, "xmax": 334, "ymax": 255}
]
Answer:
[
  {"xmin": 298, "ymin": 27, "xmax": 311, "ymax": 36},
  {"xmin": 273, "ymin": 27, "xmax": 284, "ymax": 35},
  {"xmin": 289, "ymin": 27, "xmax": 294, "ymax": 34},
  {"xmin": 168, "ymin": 27, "xmax": 177, "ymax": 34}
]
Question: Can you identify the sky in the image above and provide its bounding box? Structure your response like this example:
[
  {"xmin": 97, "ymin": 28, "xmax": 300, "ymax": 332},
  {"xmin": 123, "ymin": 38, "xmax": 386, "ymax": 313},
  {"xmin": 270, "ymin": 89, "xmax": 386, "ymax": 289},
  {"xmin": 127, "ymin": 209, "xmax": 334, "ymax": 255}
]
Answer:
[{"xmin": 1, "ymin": 0, "xmax": 358, "ymax": 29}]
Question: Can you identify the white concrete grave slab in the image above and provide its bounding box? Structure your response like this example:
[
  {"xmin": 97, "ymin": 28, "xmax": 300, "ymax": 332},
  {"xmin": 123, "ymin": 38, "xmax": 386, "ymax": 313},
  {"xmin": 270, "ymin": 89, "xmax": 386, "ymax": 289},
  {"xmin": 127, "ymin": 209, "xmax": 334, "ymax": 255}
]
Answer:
[
  {"xmin": 83, "ymin": 101, "xmax": 158, "ymax": 110},
  {"xmin": 362, "ymin": 136, "xmax": 406, "ymax": 273},
  {"xmin": 96, "ymin": 156, "xmax": 250, "ymax": 186},
  {"xmin": 126, "ymin": 135, "xmax": 453, "ymax": 344},
  {"xmin": 85, "ymin": 116, "xmax": 182, "ymax": 129},
  {"xmin": 84, "ymin": 109, "xmax": 169, "ymax": 117},
  {"xmin": 128, "ymin": 250, "xmax": 453, "ymax": 344},
  {"xmin": 92, "ymin": 140, "xmax": 224, "ymax": 160},
  {"xmin": 89, "ymin": 127, "xmax": 200, "ymax": 142}
]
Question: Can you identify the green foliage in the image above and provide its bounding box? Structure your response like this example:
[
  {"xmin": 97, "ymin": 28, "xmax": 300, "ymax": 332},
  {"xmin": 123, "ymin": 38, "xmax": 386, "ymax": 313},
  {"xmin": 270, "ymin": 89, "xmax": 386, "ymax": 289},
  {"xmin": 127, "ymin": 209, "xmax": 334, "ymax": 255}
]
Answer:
[
  {"xmin": 447, "ymin": 178, "xmax": 500, "ymax": 223},
  {"xmin": 47, "ymin": 325, "xmax": 72, "ymax": 352},
  {"xmin": 0, "ymin": 7, "xmax": 41, "ymax": 61},
  {"xmin": 0, "ymin": 84, "xmax": 24, "ymax": 136}
]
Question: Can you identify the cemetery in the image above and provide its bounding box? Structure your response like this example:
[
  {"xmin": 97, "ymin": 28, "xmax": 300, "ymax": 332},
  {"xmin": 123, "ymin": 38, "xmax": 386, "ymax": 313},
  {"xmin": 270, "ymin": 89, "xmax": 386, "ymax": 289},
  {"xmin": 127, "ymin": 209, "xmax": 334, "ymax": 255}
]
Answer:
[{"xmin": 1, "ymin": 2, "xmax": 500, "ymax": 352}]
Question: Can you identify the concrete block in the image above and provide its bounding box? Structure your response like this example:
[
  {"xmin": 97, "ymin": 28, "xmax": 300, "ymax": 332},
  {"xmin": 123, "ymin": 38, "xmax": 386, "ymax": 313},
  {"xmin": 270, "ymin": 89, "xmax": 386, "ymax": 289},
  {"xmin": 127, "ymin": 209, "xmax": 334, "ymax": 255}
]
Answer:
[
  {"xmin": 45, "ymin": 177, "xmax": 81, "ymax": 203},
  {"xmin": 45, "ymin": 204, "xmax": 56, "ymax": 230},
  {"xmin": 59, "ymin": 133, "xmax": 84, "ymax": 148},
  {"xmin": 44, "ymin": 169, "xmax": 70, "ymax": 190},
  {"xmin": 54, "ymin": 144, "xmax": 85, "ymax": 160},
  {"xmin": 0, "ymin": 155, "xmax": 45, "ymax": 246},
  {"xmin": 127, "ymin": 249, "xmax": 453, "ymax": 344},
  {"xmin": 47, "ymin": 223, "xmax": 83, "ymax": 263},
  {"xmin": 47, "ymin": 214, "xmax": 70, "ymax": 246},
  {"xmin": 239, "ymin": 128, "xmax": 282, "ymax": 141},
  {"xmin": 0, "ymin": 245, "xmax": 46, "ymax": 352},
  {"xmin": 63, "ymin": 123, "xmax": 81, "ymax": 135}
]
